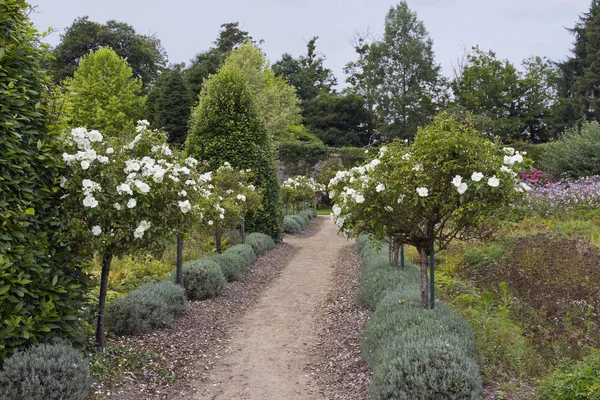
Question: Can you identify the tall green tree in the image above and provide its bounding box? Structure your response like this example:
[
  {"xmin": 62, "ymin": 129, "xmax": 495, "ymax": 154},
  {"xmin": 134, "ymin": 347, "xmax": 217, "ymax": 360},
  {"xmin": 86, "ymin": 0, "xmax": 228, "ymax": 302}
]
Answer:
[
  {"xmin": 223, "ymin": 43, "xmax": 301, "ymax": 142},
  {"xmin": 186, "ymin": 66, "xmax": 283, "ymax": 241},
  {"xmin": 303, "ymin": 93, "xmax": 374, "ymax": 147},
  {"xmin": 272, "ymin": 36, "xmax": 337, "ymax": 103},
  {"xmin": 146, "ymin": 65, "xmax": 193, "ymax": 145},
  {"xmin": 49, "ymin": 16, "xmax": 167, "ymax": 88},
  {"xmin": 378, "ymin": 2, "xmax": 443, "ymax": 140},
  {"xmin": 184, "ymin": 22, "xmax": 256, "ymax": 98},
  {"xmin": 1, "ymin": 0, "xmax": 89, "ymax": 360},
  {"xmin": 452, "ymin": 47, "xmax": 557, "ymax": 142},
  {"xmin": 553, "ymin": 0, "xmax": 600, "ymax": 134},
  {"xmin": 66, "ymin": 47, "xmax": 145, "ymax": 136}
]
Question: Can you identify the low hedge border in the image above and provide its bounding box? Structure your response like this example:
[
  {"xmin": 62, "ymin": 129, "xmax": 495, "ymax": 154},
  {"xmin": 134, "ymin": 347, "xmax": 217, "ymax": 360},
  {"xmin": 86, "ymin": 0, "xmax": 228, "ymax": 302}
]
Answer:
[{"xmin": 356, "ymin": 235, "xmax": 483, "ymax": 399}]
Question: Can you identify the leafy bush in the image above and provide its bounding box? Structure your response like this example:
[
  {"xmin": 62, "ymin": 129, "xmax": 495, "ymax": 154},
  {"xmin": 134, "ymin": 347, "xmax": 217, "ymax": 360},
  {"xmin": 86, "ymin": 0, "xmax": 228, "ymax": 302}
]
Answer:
[
  {"xmin": 0, "ymin": 0, "xmax": 90, "ymax": 360},
  {"xmin": 464, "ymin": 244, "xmax": 505, "ymax": 269},
  {"xmin": 182, "ymin": 259, "xmax": 226, "ymax": 300},
  {"xmin": 538, "ymin": 121, "xmax": 600, "ymax": 179},
  {"xmin": 357, "ymin": 260, "xmax": 411, "ymax": 310},
  {"xmin": 370, "ymin": 338, "xmax": 482, "ymax": 400},
  {"xmin": 356, "ymin": 234, "xmax": 371, "ymax": 252},
  {"xmin": 335, "ymin": 146, "xmax": 369, "ymax": 168},
  {"xmin": 306, "ymin": 208, "xmax": 317, "ymax": 218},
  {"xmin": 536, "ymin": 350, "xmax": 600, "ymax": 400},
  {"xmin": 361, "ymin": 304, "xmax": 477, "ymax": 369},
  {"xmin": 205, "ymin": 252, "xmax": 247, "ymax": 282},
  {"xmin": 99, "ymin": 255, "xmax": 173, "ymax": 294},
  {"xmin": 0, "ymin": 343, "xmax": 91, "ymax": 399},
  {"xmin": 224, "ymin": 244, "xmax": 256, "ymax": 266},
  {"xmin": 245, "ymin": 232, "xmax": 276, "ymax": 256},
  {"xmin": 106, "ymin": 281, "xmax": 186, "ymax": 335},
  {"xmin": 284, "ymin": 216, "xmax": 303, "ymax": 233}
]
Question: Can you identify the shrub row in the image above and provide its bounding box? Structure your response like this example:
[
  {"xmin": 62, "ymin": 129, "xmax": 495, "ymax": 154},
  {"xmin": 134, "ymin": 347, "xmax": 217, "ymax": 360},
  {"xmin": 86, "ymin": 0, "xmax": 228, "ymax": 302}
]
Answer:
[
  {"xmin": 356, "ymin": 235, "xmax": 482, "ymax": 399},
  {"xmin": 106, "ymin": 233, "xmax": 278, "ymax": 337},
  {"xmin": 283, "ymin": 208, "xmax": 317, "ymax": 233}
]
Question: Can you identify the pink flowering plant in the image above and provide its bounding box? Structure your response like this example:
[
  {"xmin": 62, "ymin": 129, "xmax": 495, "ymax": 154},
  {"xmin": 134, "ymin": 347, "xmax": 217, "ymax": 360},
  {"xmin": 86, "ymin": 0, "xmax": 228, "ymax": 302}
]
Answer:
[
  {"xmin": 60, "ymin": 120, "xmax": 212, "ymax": 345},
  {"xmin": 329, "ymin": 112, "xmax": 532, "ymax": 308}
]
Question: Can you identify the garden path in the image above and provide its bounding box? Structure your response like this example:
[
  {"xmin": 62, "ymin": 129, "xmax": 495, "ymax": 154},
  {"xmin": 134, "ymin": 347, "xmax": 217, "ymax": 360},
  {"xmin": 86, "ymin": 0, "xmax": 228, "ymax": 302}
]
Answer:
[{"xmin": 192, "ymin": 216, "xmax": 349, "ymax": 400}]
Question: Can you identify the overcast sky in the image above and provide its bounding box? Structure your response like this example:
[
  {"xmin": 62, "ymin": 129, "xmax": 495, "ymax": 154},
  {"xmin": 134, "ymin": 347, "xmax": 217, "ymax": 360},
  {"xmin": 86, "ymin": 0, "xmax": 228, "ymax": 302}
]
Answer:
[{"xmin": 30, "ymin": 0, "xmax": 590, "ymax": 88}]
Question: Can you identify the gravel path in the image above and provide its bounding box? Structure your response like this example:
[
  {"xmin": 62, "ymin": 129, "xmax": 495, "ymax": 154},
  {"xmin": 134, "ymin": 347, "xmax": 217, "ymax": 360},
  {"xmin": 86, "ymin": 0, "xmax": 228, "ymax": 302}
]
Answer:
[{"xmin": 189, "ymin": 217, "xmax": 349, "ymax": 400}]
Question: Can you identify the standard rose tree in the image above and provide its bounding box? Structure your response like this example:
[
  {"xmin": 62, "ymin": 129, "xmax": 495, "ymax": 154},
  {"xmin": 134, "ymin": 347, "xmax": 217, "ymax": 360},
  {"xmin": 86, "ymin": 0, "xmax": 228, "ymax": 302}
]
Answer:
[
  {"xmin": 329, "ymin": 112, "xmax": 531, "ymax": 308},
  {"xmin": 60, "ymin": 121, "xmax": 211, "ymax": 346}
]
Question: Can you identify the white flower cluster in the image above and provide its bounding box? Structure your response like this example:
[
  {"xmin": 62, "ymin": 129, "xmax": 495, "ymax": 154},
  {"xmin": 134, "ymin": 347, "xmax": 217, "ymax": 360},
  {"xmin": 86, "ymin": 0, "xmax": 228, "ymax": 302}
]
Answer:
[
  {"xmin": 134, "ymin": 220, "xmax": 151, "ymax": 239},
  {"xmin": 63, "ymin": 127, "xmax": 109, "ymax": 170}
]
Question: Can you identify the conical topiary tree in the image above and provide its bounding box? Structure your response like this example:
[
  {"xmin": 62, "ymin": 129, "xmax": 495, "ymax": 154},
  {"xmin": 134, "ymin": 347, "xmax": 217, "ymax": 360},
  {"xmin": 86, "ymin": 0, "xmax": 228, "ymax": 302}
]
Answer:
[{"xmin": 186, "ymin": 65, "xmax": 283, "ymax": 241}]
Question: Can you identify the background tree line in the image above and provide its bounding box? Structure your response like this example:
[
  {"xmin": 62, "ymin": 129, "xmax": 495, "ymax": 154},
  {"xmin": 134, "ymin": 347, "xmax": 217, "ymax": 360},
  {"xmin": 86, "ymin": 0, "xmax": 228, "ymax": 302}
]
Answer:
[{"xmin": 46, "ymin": 0, "xmax": 600, "ymax": 147}]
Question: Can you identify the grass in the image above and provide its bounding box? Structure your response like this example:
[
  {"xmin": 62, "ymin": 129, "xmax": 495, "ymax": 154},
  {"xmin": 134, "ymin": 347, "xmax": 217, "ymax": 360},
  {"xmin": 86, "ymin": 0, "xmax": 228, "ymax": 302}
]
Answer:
[{"xmin": 317, "ymin": 206, "xmax": 332, "ymax": 216}]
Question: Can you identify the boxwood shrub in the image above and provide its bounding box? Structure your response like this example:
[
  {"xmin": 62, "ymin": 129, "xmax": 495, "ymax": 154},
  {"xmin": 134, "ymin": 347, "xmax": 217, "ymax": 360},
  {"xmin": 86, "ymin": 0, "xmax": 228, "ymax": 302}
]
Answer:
[
  {"xmin": 0, "ymin": 343, "xmax": 91, "ymax": 400},
  {"xmin": 182, "ymin": 259, "xmax": 226, "ymax": 300}
]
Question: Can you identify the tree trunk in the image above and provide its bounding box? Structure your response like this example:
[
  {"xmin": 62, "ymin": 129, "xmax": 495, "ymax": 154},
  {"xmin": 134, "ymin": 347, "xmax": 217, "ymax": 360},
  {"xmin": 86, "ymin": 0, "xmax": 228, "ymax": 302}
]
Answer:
[
  {"xmin": 418, "ymin": 246, "xmax": 429, "ymax": 309},
  {"xmin": 95, "ymin": 251, "xmax": 113, "ymax": 347},
  {"xmin": 393, "ymin": 238, "xmax": 400, "ymax": 268},
  {"xmin": 240, "ymin": 218, "xmax": 246, "ymax": 244},
  {"xmin": 400, "ymin": 243, "xmax": 405, "ymax": 269},
  {"xmin": 175, "ymin": 234, "xmax": 183, "ymax": 285},
  {"xmin": 216, "ymin": 227, "xmax": 222, "ymax": 254}
]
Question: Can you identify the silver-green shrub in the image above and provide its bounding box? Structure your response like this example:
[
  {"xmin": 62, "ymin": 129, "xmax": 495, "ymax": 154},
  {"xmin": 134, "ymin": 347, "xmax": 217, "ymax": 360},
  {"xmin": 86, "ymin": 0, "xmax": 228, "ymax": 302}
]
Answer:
[
  {"xmin": 224, "ymin": 244, "xmax": 256, "ymax": 266},
  {"xmin": 206, "ymin": 252, "xmax": 247, "ymax": 282},
  {"xmin": 245, "ymin": 232, "xmax": 276, "ymax": 256},
  {"xmin": 0, "ymin": 343, "xmax": 91, "ymax": 400},
  {"xmin": 284, "ymin": 215, "xmax": 303, "ymax": 233},
  {"xmin": 182, "ymin": 259, "xmax": 226, "ymax": 300}
]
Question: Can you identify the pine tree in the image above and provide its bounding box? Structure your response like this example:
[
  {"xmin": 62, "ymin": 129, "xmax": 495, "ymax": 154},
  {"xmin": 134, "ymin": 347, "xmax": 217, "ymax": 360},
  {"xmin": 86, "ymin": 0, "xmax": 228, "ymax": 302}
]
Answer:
[
  {"xmin": 554, "ymin": 0, "xmax": 600, "ymax": 133},
  {"xmin": 147, "ymin": 67, "xmax": 193, "ymax": 145}
]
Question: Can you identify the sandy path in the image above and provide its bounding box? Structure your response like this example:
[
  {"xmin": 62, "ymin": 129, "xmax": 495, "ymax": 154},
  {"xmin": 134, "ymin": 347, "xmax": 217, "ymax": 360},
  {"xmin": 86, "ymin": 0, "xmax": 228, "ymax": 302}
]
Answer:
[{"xmin": 193, "ymin": 217, "xmax": 349, "ymax": 400}]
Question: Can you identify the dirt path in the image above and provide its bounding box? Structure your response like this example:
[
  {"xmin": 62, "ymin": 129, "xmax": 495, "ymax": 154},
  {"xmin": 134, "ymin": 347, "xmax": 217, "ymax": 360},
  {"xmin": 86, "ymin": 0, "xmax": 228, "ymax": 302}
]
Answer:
[{"xmin": 192, "ymin": 217, "xmax": 350, "ymax": 400}]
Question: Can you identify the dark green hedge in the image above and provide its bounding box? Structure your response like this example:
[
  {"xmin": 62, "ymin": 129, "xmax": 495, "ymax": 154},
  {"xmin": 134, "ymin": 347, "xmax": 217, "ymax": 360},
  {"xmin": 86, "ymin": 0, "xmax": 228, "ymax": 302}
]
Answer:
[
  {"xmin": 277, "ymin": 143, "xmax": 368, "ymax": 175},
  {"xmin": 0, "ymin": 0, "xmax": 89, "ymax": 361}
]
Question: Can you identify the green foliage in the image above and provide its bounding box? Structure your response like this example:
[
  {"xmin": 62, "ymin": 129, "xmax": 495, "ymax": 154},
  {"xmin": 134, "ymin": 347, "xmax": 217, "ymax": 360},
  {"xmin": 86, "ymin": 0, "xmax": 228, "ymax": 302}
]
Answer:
[
  {"xmin": 303, "ymin": 92, "xmax": 374, "ymax": 147},
  {"xmin": 223, "ymin": 43, "xmax": 302, "ymax": 142},
  {"xmin": 186, "ymin": 66, "xmax": 283, "ymax": 241},
  {"xmin": 66, "ymin": 47, "xmax": 145, "ymax": 136},
  {"xmin": 146, "ymin": 66, "xmax": 193, "ymax": 145},
  {"xmin": 283, "ymin": 216, "xmax": 303, "ymax": 233},
  {"xmin": 99, "ymin": 255, "xmax": 173, "ymax": 295},
  {"xmin": 463, "ymin": 244, "xmax": 505, "ymax": 269},
  {"xmin": 317, "ymin": 156, "xmax": 344, "ymax": 187},
  {"xmin": 335, "ymin": 147, "xmax": 369, "ymax": 168},
  {"xmin": 106, "ymin": 281, "xmax": 187, "ymax": 335},
  {"xmin": 278, "ymin": 142, "xmax": 330, "ymax": 176},
  {"xmin": 205, "ymin": 252, "xmax": 247, "ymax": 282},
  {"xmin": 182, "ymin": 259, "xmax": 226, "ymax": 300},
  {"xmin": 538, "ymin": 121, "xmax": 600, "ymax": 178},
  {"xmin": 0, "ymin": 0, "xmax": 90, "ymax": 360},
  {"xmin": 370, "ymin": 338, "xmax": 482, "ymax": 400},
  {"xmin": 536, "ymin": 350, "xmax": 600, "ymax": 400},
  {"xmin": 245, "ymin": 232, "xmax": 276, "ymax": 257},
  {"xmin": 224, "ymin": 244, "xmax": 256, "ymax": 266},
  {"xmin": 553, "ymin": 1, "xmax": 600, "ymax": 135},
  {"xmin": 49, "ymin": 16, "xmax": 167, "ymax": 88},
  {"xmin": 0, "ymin": 343, "xmax": 91, "ymax": 399},
  {"xmin": 452, "ymin": 47, "xmax": 557, "ymax": 142}
]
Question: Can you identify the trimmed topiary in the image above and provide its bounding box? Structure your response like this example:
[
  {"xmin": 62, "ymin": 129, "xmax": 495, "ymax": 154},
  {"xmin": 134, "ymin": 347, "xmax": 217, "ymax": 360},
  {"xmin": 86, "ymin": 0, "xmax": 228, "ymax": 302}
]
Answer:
[
  {"xmin": 370, "ymin": 338, "xmax": 482, "ymax": 400},
  {"xmin": 245, "ymin": 232, "xmax": 276, "ymax": 256},
  {"xmin": 205, "ymin": 252, "xmax": 247, "ymax": 282},
  {"xmin": 0, "ymin": 343, "xmax": 91, "ymax": 400},
  {"xmin": 284, "ymin": 215, "xmax": 303, "ymax": 233},
  {"xmin": 106, "ymin": 281, "xmax": 186, "ymax": 335},
  {"xmin": 182, "ymin": 259, "xmax": 226, "ymax": 300},
  {"xmin": 225, "ymin": 244, "xmax": 257, "ymax": 266}
]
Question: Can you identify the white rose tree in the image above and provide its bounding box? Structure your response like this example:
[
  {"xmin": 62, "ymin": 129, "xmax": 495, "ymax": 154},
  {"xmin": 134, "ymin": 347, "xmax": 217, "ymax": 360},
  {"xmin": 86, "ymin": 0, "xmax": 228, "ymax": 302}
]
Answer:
[
  {"xmin": 60, "ymin": 121, "xmax": 211, "ymax": 345},
  {"xmin": 330, "ymin": 113, "xmax": 531, "ymax": 309},
  {"xmin": 281, "ymin": 176, "xmax": 325, "ymax": 214},
  {"xmin": 201, "ymin": 163, "xmax": 262, "ymax": 253}
]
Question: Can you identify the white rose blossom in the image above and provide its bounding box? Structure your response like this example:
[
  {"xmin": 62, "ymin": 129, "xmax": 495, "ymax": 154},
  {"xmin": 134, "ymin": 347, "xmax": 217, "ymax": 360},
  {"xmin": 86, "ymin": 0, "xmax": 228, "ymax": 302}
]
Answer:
[
  {"xmin": 91, "ymin": 225, "xmax": 102, "ymax": 236},
  {"xmin": 471, "ymin": 172, "xmax": 484, "ymax": 182},
  {"xmin": 416, "ymin": 187, "xmax": 429, "ymax": 197},
  {"xmin": 127, "ymin": 198, "xmax": 137, "ymax": 209},
  {"xmin": 487, "ymin": 176, "xmax": 500, "ymax": 187}
]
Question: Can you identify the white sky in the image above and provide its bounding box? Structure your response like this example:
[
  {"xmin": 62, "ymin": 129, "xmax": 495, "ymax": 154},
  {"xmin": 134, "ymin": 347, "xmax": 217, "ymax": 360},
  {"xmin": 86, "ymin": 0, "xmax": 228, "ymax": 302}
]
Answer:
[{"xmin": 30, "ymin": 0, "xmax": 590, "ymax": 87}]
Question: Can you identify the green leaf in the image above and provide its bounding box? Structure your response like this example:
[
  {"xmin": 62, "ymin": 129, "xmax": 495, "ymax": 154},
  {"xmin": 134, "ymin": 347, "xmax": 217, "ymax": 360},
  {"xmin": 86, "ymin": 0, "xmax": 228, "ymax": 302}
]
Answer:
[
  {"xmin": 52, "ymin": 275, "xmax": 58, "ymax": 286},
  {"xmin": 25, "ymin": 207, "xmax": 35, "ymax": 215}
]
